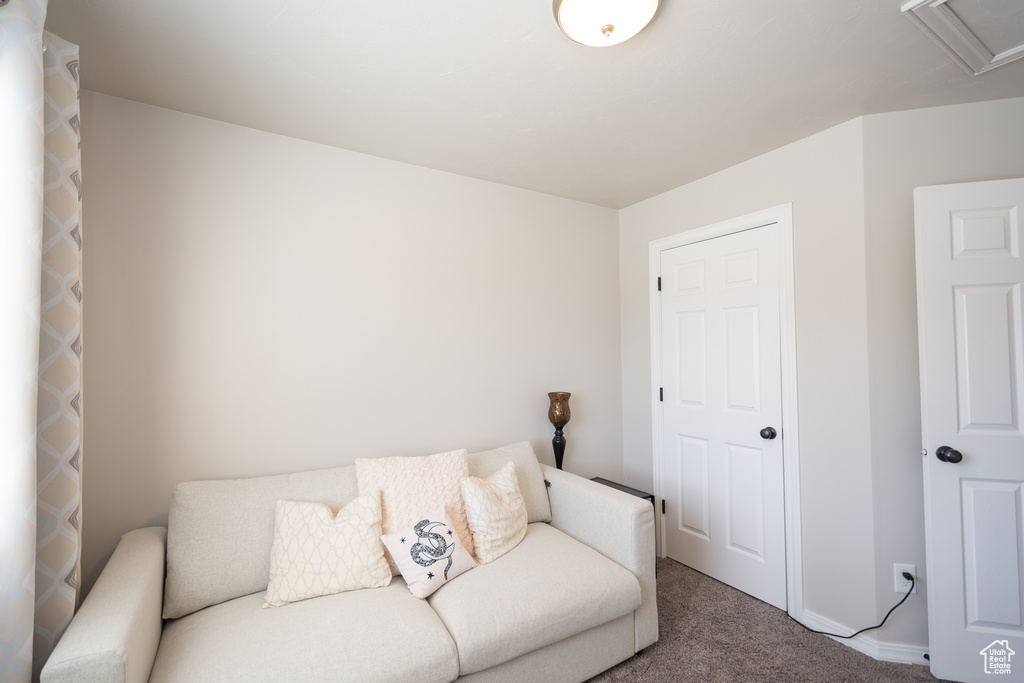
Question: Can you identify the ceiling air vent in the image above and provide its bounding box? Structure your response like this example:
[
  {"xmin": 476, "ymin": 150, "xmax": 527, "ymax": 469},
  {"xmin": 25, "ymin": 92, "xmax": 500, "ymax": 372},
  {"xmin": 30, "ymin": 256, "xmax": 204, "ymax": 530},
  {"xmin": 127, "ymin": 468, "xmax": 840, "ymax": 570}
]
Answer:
[{"xmin": 902, "ymin": 0, "xmax": 1024, "ymax": 76}]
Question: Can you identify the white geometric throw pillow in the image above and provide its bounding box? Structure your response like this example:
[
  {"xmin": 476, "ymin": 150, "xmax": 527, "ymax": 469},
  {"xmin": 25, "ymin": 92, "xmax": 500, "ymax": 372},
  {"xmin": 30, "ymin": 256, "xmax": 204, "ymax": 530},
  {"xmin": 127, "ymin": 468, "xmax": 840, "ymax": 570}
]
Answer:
[
  {"xmin": 460, "ymin": 460, "xmax": 528, "ymax": 564},
  {"xmin": 381, "ymin": 506, "xmax": 476, "ymax": 599},
  {"xmin": 263, "ymin": 491, "xmax": 391, "ymax": 608}
]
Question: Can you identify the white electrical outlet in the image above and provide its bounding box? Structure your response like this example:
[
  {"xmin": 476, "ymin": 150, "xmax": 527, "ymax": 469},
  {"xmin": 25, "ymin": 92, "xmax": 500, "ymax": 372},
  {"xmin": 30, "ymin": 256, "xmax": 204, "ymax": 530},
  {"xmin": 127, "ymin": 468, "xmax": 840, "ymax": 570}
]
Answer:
[{"xmin": 894, "ymin": 563, "xmax": 917, "ymax": 594}]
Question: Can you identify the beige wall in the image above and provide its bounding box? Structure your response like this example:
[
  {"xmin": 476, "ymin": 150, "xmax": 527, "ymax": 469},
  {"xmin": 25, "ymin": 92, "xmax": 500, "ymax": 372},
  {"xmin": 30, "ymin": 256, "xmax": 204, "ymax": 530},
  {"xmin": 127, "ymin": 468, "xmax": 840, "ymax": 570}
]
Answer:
[
  {"xmin": 618, "ymin": 119, "xmax": 880, "ymax": 631},
  {"xmin": 861, "ymin": 97, "xmax": 1024, "ymax": 645},
  {"xmin": 79, "ymin": 92, "xmax": 622, "ymax": 593},
  {"xmin": 80, "ymin": 87, "xmax": 1024, "ymax": 657},
  {"xmin": 618, "ymin": 96, "xmax": 1024, "ymax": 654}
]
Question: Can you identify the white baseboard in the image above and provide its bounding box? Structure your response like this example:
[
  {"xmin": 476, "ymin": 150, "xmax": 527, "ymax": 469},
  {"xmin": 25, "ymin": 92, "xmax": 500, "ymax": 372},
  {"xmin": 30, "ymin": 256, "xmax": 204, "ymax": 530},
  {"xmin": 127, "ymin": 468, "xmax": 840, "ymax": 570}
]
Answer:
[{"xmin": 798, "ymin": 608, "xmax": 930, "ymax": 666}]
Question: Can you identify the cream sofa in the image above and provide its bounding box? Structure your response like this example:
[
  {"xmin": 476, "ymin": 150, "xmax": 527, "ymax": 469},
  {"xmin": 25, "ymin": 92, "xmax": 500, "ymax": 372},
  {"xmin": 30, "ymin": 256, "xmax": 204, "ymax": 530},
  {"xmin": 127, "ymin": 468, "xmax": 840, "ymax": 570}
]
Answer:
[{"xmin": 42, "ymin": 442, "xmax": 657, "ymax": 683}]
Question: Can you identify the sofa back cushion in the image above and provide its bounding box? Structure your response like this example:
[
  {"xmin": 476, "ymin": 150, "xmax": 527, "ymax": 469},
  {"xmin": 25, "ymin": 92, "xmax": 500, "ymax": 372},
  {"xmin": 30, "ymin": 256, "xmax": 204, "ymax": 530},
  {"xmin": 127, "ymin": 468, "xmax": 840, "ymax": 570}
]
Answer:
[
  {"xmin": 163, "ymin": 466, "xmax": 359, "ymax": 619},
  {"xmin": 163, "ymin": 441, "xmax": 550, "ymax": 619},
  {"xmin": 467, "ymin": 441, "xmax": 551, "ymax": 524}
]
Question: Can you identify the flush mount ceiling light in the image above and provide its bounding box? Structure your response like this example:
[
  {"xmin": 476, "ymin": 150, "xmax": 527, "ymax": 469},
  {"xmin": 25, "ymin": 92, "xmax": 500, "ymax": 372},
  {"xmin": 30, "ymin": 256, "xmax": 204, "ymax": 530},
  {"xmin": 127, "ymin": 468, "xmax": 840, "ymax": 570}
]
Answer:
[{"xmin": 554, "ymin": 0, "xmax": 660, "ymax": 47}]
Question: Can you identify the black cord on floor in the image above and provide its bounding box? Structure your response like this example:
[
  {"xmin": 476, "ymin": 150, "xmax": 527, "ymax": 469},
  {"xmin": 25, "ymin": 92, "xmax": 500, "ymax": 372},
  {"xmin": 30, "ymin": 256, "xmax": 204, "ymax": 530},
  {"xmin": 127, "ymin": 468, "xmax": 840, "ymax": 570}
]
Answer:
[{"xmin": 788, "ymin": 574, "xmax": 915, "ymax": 640}]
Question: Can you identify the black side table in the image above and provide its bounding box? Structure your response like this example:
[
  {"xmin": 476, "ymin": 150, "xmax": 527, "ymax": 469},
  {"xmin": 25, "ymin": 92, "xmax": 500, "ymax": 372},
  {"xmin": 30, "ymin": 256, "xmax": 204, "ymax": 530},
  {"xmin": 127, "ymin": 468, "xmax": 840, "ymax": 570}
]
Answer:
[{"xmin": 590, "ymin": 477, "xmax": 655, "ymax": 508}]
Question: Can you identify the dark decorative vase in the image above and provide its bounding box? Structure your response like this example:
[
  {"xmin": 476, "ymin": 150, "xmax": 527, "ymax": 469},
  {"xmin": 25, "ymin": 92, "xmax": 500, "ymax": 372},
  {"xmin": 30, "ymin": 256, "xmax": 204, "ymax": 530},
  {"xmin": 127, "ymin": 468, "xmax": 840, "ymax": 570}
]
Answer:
[{"xmin": 547, "ymin": 392, "xmax": 571, "ymax": 470}]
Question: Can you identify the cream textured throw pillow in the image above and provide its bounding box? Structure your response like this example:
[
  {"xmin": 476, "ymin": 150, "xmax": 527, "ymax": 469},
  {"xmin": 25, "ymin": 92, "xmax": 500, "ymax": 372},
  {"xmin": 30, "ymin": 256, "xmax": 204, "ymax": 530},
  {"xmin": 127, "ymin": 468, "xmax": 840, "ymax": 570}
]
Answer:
[
  {"xmin": 460, "ymin": 460, "xmax": 528, "ymax": 563},
  {"xmin": 263, "ymin": 491, "xmax": 391, "ymax": 608},
  {"xmin": 356, "ymin": 449, "xmax": 473, "ymax": 573},
  {"xmin": 381, "ymin": 506, "xmax": 477, "ymax": 599}
]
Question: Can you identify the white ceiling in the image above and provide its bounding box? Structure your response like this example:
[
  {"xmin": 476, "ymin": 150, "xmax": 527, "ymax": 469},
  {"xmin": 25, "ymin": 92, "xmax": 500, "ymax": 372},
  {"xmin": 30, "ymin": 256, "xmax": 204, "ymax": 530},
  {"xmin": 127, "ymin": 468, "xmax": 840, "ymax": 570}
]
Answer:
[{"xmin": 43, "ymin": 0, "xmax": 1024, "ymax": 209}]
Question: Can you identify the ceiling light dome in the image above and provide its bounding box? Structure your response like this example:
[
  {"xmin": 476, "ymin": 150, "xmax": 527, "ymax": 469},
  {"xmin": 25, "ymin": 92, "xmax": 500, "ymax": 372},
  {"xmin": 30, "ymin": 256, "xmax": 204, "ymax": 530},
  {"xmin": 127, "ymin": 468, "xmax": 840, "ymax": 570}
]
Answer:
[{"xmin": 554, "ymin": 0, "xmax": 660, "ymax": 47}]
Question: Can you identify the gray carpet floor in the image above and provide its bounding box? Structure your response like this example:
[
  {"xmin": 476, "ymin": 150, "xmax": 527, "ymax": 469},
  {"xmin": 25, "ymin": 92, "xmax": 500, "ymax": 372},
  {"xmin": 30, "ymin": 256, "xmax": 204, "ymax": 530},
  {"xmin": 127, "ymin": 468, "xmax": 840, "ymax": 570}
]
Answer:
[{"xmin": 588, "ymin": 557, "xmax": 945, "ymax": 683}]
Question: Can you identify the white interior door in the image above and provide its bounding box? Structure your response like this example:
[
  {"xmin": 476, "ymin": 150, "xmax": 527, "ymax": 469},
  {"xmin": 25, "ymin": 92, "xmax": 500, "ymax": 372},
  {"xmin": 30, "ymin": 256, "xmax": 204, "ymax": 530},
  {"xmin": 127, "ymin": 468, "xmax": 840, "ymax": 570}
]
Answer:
[
  {"xmin": 659, "ymin": 222, "xmax": 787, "ymax": 610},
  {"xmin": 916, "ymin": 178, "xmax": 1024, "ymax": 683}
]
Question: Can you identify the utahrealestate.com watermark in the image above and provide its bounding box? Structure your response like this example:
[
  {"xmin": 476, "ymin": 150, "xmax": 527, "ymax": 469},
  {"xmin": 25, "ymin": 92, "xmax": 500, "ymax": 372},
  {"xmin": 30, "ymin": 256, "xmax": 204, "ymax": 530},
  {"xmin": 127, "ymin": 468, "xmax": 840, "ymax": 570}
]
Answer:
[{"xmin": 980, "ymin": 640, "xmax": 1015, "ymax": 675}]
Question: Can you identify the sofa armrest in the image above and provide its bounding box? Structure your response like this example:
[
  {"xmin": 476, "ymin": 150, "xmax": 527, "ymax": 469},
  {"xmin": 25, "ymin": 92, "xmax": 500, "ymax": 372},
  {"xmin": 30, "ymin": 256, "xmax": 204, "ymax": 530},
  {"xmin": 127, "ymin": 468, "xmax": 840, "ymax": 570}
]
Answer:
[
  {"xmin": 41, "ymin": 527, "xmax": 166, "ymax": 683},
  {"xmin": 541, "ymin": 465, "xmax": 658, "ymax": 651}
]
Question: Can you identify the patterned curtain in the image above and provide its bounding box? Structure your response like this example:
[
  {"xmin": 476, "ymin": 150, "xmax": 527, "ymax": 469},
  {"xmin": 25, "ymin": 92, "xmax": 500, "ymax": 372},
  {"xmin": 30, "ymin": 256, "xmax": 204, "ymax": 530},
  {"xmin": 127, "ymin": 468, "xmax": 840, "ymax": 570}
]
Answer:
[{"xmin": 0, "ymin": 1, "xmax": 83, "ymax": 681}]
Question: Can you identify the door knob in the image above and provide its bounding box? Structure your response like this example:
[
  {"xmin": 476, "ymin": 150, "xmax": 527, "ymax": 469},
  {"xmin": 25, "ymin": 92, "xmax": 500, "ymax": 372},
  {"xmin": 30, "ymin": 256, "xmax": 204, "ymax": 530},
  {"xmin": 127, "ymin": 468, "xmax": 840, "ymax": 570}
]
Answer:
[
  {"xmin": 935, "ymin": 446, "xmax": 963, "ymax": 464},
  {"xmin": 760, "ymin": 427, "xmax": 777, "ymax": 440}
]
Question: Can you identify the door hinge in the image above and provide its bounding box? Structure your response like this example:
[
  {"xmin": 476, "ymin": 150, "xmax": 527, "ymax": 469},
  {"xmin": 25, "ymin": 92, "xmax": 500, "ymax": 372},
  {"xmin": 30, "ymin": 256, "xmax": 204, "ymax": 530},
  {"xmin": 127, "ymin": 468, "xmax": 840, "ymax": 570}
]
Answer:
[
  {"xmin": 657, "ymin": 276, "xmax": 661, "ymax": 291},
  {"xmin": 659, "ymin": 387, "xmax": 663, "ymax": 402},
  {"xmin": 661, "ymin": 499, "xmax": 666, "ymax": 515}
]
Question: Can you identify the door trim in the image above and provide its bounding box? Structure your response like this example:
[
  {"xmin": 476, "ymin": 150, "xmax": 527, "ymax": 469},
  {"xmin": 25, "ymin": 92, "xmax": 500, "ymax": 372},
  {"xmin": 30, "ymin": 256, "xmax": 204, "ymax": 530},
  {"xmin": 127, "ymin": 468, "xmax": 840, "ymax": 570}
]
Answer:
[{"xmin": 648, "ymin": 203, "xmax": 803, "ymax": 618}]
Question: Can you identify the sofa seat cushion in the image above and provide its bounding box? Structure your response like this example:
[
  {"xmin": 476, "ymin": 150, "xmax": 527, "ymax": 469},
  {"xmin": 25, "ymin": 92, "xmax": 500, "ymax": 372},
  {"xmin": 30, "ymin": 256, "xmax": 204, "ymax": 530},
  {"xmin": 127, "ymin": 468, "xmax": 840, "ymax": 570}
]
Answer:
[
  {"xmin": 150, "ymin": 581, "xmax": 459, "ymax": 683},
  {"xmin": 427, "ymin": 522, "xmax": 641, "ymax": 675}
]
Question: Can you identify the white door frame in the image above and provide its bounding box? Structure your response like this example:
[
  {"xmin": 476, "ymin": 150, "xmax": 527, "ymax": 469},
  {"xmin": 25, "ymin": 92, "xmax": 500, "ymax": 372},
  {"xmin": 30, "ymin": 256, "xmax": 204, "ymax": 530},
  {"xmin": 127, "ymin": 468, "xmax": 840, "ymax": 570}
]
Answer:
[{"xmin": 648, "ymin": 203, "xmax": 803, "ymax": 618}]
